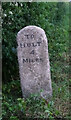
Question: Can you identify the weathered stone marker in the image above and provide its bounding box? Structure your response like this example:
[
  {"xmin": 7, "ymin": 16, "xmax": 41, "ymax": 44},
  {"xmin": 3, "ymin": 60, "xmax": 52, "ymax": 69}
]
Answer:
[{"xmin": 17, "ymin": 26, "xmax": 52, "ymax": 99}]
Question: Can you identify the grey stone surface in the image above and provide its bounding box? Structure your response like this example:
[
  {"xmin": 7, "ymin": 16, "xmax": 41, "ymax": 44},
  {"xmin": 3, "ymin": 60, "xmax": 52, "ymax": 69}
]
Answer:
[{"xmin": 17, "ymin": 26, "xmax": 52, "ymax": 99}]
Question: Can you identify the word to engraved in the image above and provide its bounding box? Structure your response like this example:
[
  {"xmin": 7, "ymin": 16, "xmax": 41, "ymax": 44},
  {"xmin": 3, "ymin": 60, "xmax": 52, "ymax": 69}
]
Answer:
[{"xmin": 24, "ymin": 34, "xmax": 34, "ymax": 39}]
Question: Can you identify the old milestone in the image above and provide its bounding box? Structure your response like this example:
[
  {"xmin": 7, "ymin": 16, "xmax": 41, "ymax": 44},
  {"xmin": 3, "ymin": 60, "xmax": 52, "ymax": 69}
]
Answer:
[{"xmin": 17, "ymin": 26, "xmax": 52, "ymax": 99}]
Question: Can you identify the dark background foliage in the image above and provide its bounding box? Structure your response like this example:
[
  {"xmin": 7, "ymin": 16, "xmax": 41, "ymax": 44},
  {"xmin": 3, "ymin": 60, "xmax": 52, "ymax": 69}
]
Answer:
[
  {"xmin": 2, "ymin": 2, "xmax": 69, "ymax": 82},
  {"xmin": 2, "ymin": 2, "xmax": 69, "ymax": 119}
]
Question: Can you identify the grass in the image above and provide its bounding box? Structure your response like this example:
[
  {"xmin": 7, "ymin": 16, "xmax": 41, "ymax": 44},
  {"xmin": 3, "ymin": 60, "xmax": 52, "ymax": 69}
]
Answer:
[{"xmin": 2, "ymin": 76, "xmax": 69, "ymax": 119}]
